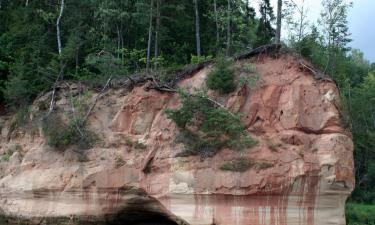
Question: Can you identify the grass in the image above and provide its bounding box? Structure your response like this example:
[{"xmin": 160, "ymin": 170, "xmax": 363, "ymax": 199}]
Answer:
[
  {"xmin": 124, "ymin": 137, "xmax": 147, "ymax": 150},
  {"xmin": 42, "ymin": 113, "xmax": 96, "ymax": 150},
  {"xmin": 220, "ymin": 158, "xmax": 273, "ymax": 172},
  {"xmin": 1, "ymin": 153, "xmax": 11, "ymax": 162},
  {"xmin": 238, "ymin": 63, "xmax": 256, "ymax": 73},
  {"xmin": 346, "ymin": 202, "xmax": 375, "ymax": 225},
  {"xmin": 10, "ymin": 107, "xmax": 29, "ymax": 130}
]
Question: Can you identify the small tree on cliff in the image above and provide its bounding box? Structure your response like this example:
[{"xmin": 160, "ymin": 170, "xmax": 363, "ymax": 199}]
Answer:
[
  {"xmin": 206, "ymin": 57, "xmax": 236, "ymax": 93},
  {"xmin": 165, "ymin": 90, "xmax": 257, "ymax": 157}
]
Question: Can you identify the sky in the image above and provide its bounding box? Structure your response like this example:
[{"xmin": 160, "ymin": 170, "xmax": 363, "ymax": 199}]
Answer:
[{"xmin": 251, "ymin": 0, "xmax": 375, "ymax": 63}]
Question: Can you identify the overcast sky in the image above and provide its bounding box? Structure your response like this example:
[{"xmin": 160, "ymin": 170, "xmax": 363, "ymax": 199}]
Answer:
[{"xmin": 251, "ymin": 0, "xmax": 375, "ymax": 63}]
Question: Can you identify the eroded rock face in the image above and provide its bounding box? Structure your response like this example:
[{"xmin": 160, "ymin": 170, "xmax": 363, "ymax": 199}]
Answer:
[{"xmin": 0, "ymin": 54, "xmax": 354, "ymax": 225}]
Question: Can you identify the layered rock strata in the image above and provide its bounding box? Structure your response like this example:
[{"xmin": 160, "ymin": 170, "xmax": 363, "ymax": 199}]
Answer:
[{"xmin": 0, "ymin": 53, "xmax": 354, "ymax": 225}]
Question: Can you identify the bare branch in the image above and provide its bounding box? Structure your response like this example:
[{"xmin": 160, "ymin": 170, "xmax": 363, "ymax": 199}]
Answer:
[
  {"xmin": 82, "ymin": 77, "xmax": 112, "ymax": 125},
  {"xmin": 47, "ymin": 63, "xmax": 66, "ymax": 115}
]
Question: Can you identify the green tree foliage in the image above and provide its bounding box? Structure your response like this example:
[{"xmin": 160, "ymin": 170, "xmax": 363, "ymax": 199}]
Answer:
[
  {"xmin": 287, "ymin": 0, "xmax": 374, "ymax": 207},
  {"xmin": 346, "ymin": 203, "xmax": 375, "ymax": 225},
  {"xmin": 165, "ymin": 90, "xmax": 257, "ymax": 157},
  {"xmin": 350, "ymin": 73, "xmax": 375, "ymax": 203},
  {"xmin": 206, "ymin": 57, "xmax": 235, "ymax": 93},
  {"xmin": 255, "ymin": 0, "xmax": 275, "ymax": 47},
  {"xmin": 0, "ymin": 0, "xmax": 259, "ymax": 107}
]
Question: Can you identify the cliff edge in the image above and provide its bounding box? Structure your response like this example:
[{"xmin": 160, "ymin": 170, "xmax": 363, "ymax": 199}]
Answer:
[{"xmin": 0, "ymin": 51, "xmax": 354, "ymax": 225}]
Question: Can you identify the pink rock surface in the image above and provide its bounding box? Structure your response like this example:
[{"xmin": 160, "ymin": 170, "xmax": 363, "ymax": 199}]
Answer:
[{"xmin": 0, "ymin": 54, "xmax": 354, "ymax": 225}]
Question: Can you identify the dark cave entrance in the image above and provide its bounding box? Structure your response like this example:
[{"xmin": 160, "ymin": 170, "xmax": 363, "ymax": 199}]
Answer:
[{"xmin": 106, "ymin": 208, "xmax": 179, "ymax": 225}]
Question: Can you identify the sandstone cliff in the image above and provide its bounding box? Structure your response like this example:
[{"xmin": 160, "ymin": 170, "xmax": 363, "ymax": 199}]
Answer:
[{"xmin": 0, "ymin": 51, "xmax": 354, "ymax": 225}]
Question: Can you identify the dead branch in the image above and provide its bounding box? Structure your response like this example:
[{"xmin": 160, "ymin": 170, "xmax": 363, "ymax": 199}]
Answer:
[
  {"xmin": 64, "ymin": 82, "xmax": 85, "ymax": 137},
  {"xmin": 298, "ymin": 59, "xmax": 331, "ymax": 81},
  {"xmin": 82, "ymin": 77, "xmax": 112, "ymax": 125},
  {"xmin": 47, "ymin": 63, "xmax": 66, "ymax": 115},
  {"xmin": 197, "ymin": 93, "xmax": 236, "ymax": 118},
  {"xmin": 234, "ymin": 44, "xmax": 281, "ymax": 61}
]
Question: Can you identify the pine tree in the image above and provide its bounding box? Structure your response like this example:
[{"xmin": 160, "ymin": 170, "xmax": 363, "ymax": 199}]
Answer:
[
  {"xmin": 255, "ymin": 0, "xmax": 275, "ymax": 47},
  {"xmin": 319, "ymin": 0, "xmax": 353, "ymax": 76}
]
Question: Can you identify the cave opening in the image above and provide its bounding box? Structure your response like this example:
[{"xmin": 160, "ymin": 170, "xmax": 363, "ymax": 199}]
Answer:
[{"xmin": 106, "ymin": 208, "xmax": 179, "ymax": 225}]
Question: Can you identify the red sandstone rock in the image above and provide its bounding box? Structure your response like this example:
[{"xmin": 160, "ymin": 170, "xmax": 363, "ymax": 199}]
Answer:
[{"xmin": 0, "ymin": 54, "xmax": 354, "ymax": 225}]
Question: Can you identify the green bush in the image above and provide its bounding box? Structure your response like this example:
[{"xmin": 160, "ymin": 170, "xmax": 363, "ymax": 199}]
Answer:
[
  {"xmin": 10, "ymin": 107, "xmax": 29, "ymax": 130},
  {"xmin": 220, "ymin": 159, "xmax": 273, "ymax": 172},
  {"xmin": 124, "ymin": 137, "xmax": 147, "ymax": 150},
  {"xmin": 238, "ymin": 75, "xmax": 261, "ymax": 90},
  {"xmin": 174, "ymin": 130, "xmax": 226, "ymax": 157},
  {"xmin": 166, "ymin": 90, "xmax": 257, "ymax": 157},
  {"xmin": 346, "ymin": 202, "xmax": 375, "ymax": 225},
  {"xmin": 239, "ymin": 63, "xmax": 256, "ymax": 73},
  {"xmin": 42, "ymin": 113, "xmax": 95, "ymax": 150},
  {"xmin": 2, "ymin": 75, "xmax": 31, "ymax": 109},
  {"xmin": 206, "ymin": 57, "xmax": 236, "ymax": 93},
  {"xmin": 1, "ymin": 153, "xmax": 11, "ymax": 162},
  {"xmin": 190, "ymin": 55, "xmax": 212, "ymax": 64},
  {"xmin": 220, "ymin": 159, "xmax": 253, "ymax": 172}
]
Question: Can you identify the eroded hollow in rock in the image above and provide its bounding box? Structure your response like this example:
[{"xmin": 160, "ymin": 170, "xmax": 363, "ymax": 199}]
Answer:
[{"xmin": 105, "ymin": 196, "xmax": 181, "ymax": 225}]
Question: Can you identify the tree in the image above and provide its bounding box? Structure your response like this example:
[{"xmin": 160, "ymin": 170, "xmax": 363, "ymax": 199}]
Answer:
[
  {"xmin": 213, "ymin": 0, "xmax": 219, "ymax": 50},
  {"xmin": 319, "ymin": 0, "xmax": 353, "ymax": 76},
  {"xmin": 255, "ymin": 0, "xmax": 275, "ymax": 47},
  {"xmin": 193, "ymin": 0, "xmax": 201, "ymax": 56},
  {"xmin": 226, "ymin": 0, "xmax": 231, "ymax": 56},
  {"xmin": 284, "ymin": 0, "xmax": 310, "ymax": 53},
  {"xmin": 146, "ymin": 0, "xmax": 154, "ymax": 73},
  {"xmin": 275, "ymin": 0, "xmax": 282, "ymax": 43},
  {"xmin": 154, "ymin": 0, "xmax": 161, "ymax": 69},
  {"xmin": 56, "ymin": 0, "xmax": 65, "ymax": 56}
]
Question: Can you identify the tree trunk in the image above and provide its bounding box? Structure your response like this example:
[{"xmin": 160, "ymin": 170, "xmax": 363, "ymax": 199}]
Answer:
[
  {"xmin": 154, "ymin": 0, "xmax": 160, "ymax": 69},
  {"xmin": 276, "ymin": 0, "xmax": 282, "ymax": 44},
  {"xmin": 194, "ymin": 0, "xmax": 201, "ymax": 56},
  {"xmin": 116, "ymin": 24, "xmax": 120, "ymax": 59},
  {"xmin": 26, "ymin": 0, "xmax": 29, "ymax": 7},
  {"xmin": 120, "ymin": 22, "xmax": 124, "ymax": 61},
  {"xmin": 56, "ymin": 0, "xmax": 65, "ymax": 56},
  {"xmin": 75, "ymin": 47, "xmax": 79, "ymax": 76},
  {"xmin": 146, "ymin": 0, "xmax": 154, "ymax": 73},
  {"xmin": 226, "ymin": 0, "xmax": 231, "ymax": 56},
  {"xmin": 213, "ymin": 0, "xmax": 219, "ymax": 51}
]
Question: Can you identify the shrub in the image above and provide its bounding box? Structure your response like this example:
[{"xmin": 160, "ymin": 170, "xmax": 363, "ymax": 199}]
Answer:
[
  {"xmin": 190, "ymin": 55, "xmax": 212, "ymax": 64},
  {"xmin": 174, "ymin": 130, "xmax": 225, "ymax": 157},
  {"xmin": 42, "ymin": 113, "xmax": 96, "ymax": 150},
  {"xmin": 238, "ymin": 75, "xmax": 261, "ymax": 90},
  {"xmin": 124, "ymin": 137, "xmax": 147, "ymax": 150},
  {"xmin": 1, "ymin": 153, "xmax": 11, "ymax": 162},
  {"xmin": 220, "ymin": 159, "xmax": 273, "ymax": 172},
  {"xmin": 346, "ymin": 202, "xmax": 375, "ymax": 225},
  {"xmin": 220, "ymin": 159, "xmax": 253, "ymax": 172},
  {"xmin": 8, "ymin": 144, "xmax": 22, "ymax": 153},
  {"xmin": 2, "ymin": 75, "xmax": 31, "ymax": 109},
  {"xmin": 206, "ymin": 57, "xmax": 236, "ymax": 93},
  {"xmin": 239, "ymin": 63, "xmax": 256, "ymax": 73},
  {"xmin": 134, "ymin": 142, "xmax": 147, "ymax": 150},
  {"xmin": 166, "ymin": 90, "xmax": 257, "ymax": 157},
  {"xmin": 10, "ymin": 107, "xmax": 29, "ymax": 130}
]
